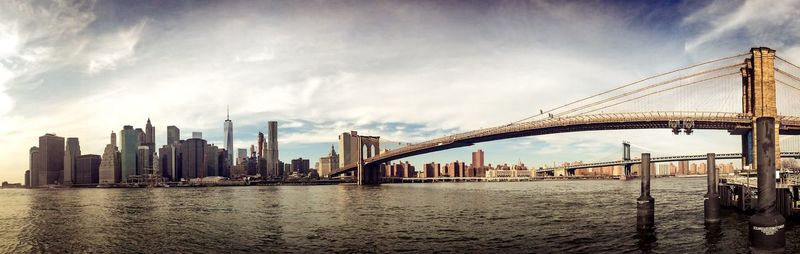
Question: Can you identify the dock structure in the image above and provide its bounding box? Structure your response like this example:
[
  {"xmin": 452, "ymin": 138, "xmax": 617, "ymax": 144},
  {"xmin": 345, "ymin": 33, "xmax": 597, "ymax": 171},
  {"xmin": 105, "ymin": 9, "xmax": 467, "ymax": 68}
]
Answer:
[{"xmin": 719, "ymin": 173, "xmax": 800, "ymax": 218}]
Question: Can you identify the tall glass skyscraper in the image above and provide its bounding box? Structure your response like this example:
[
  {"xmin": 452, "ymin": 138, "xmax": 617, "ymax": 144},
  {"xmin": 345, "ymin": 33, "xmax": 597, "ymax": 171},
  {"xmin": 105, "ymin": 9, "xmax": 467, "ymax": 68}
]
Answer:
[
  {"xmin": 224, "ymin": 106, "xmax": 233, "ymax": 167},
  {"xmin": 120, "ymin": 125, "xmax": 138, "ymax": 182}
]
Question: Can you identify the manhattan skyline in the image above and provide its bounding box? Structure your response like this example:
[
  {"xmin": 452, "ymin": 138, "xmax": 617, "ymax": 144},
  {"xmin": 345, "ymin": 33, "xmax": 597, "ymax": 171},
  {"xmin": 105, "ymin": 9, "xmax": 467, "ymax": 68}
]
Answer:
[{"xmin": 3, "ymin": 0, "xmax": 800, "ymax": 183}]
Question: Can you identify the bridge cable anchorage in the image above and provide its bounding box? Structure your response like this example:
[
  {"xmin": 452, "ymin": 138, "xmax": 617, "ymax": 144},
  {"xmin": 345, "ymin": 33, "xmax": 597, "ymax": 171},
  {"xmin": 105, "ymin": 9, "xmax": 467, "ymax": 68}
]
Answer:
[
  {"xmin": 552, "ymin": 64, "xmax": 743, "ymax": 117},
  {"xmin": 578, "ymin": 72, "xmax": 741, "ymax": 115},
  {"xmin": 512, "ymin": 53, "xmax": 749, "ymax": 124}
]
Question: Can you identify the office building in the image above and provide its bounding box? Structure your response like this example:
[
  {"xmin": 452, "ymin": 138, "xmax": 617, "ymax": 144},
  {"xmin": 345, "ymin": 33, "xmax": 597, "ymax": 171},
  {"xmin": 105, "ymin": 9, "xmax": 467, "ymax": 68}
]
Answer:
[
  {"xmin": 24, "ymin": 170, "xmax": 30, "ymax": 187},
  {"xmin": 38, "ymin": 134, "xmax": 65, "ymax": 186},
  {"xmin": 192, "ymin": 132, "xmax": 202, "ymax": 139},
  {"xmin": 224, "ymin": 107, "xmax": 233, "ymax": 167},
  {"xmin": 120, "ymin": 126, "xmax": 138, "ymax": 182},
  {"xmin": 63, "ymin": 137, "xmax": 80, "ymax": 185},
  {"xmin": 181, "ymin": 138, "xmax": 207, "ymax": 179},
  {"xmin": 167, "ymin": 126, "xmax": 180, "ymax": 145},
  {"xmin": 29, "ymin": 146, "xmax": 39, "ymax": 187},
  {"xmin": 75, "ymin": 154, "xmax": 101, "ymax": 185}
]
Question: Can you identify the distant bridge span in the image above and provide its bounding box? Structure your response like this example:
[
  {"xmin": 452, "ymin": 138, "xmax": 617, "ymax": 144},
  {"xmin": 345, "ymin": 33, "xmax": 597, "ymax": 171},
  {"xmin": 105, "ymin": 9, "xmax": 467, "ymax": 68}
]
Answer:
[
  {"xmin": 536, "ymin": 151, "xmax": 800, "ymax": 174},
  {"xmin": 331, "ymin": 112, "xmax": 800, "ymax": 177}
]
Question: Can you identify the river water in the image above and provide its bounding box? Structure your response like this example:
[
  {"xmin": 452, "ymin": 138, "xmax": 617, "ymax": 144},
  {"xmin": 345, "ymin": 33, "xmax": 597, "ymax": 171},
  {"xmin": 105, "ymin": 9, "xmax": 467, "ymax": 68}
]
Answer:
[{"xmin": 0, "ymin": 177, "xmax": 798, "ymax": 253}]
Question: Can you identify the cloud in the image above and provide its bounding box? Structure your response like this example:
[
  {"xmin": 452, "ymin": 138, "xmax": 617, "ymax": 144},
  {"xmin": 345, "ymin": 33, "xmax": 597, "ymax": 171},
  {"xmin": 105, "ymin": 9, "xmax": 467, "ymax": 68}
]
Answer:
[
  {"xmin": 683, "ymin": 0, "xmax": 800, "ymax": 51},
  {"xmin": 87, "ymin": 19, "xmax": 147, "ymax": 74}
]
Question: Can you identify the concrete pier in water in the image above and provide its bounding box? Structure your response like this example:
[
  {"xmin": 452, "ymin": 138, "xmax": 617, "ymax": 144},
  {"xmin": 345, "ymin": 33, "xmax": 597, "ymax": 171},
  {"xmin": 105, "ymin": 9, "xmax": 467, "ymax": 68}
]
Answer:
[{"xmin": 637, "ymin": 153, "xmax": 654, "ymax": 230}]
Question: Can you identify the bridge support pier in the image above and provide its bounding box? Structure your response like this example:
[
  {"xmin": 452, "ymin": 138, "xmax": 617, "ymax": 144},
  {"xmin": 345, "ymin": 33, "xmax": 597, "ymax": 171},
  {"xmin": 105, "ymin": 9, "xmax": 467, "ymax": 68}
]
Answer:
[
  {"xmin": 356, "ymin": 162, "xmax": 381, "ymax": 185},
  {"xmin": 705, "ymin": 153, "xmax": 720, "ymax": 223},
  {"xmin": 637, "ymin": 153, "xmax": 654, "ymax": 230},
  {"xmin": 749, "ymin": 117, "xmax": 785, "ymax": 253}
]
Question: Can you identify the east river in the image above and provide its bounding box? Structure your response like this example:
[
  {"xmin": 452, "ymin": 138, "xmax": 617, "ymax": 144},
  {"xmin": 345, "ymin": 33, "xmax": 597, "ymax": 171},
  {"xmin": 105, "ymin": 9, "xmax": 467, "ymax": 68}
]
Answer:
[{"xmin": 2, "ymin": 177, "xmax": 800, "ymax": 253}]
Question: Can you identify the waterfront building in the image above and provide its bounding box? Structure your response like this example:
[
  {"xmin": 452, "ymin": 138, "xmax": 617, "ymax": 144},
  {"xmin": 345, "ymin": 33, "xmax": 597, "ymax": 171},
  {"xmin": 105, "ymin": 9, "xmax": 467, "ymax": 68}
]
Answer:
[
  {"xmin": 291, "ymin": 158, "xmax": 310, "ymax": 175},
  {"xmin": 266, "ymin": 121, "xmax": 280, "ymax": 177},
  {"xmin": 423, "ymin": 162, "xmax": 440, "ymax": 177},
  {"xmin": 257, "ymin": 132, "xmax": 265, "ymax": 159},
  {"xmin": 63, "ymin": 137, "xmax": 80, "ymax": 185},
  {"xmin": 318, "ymin": 145, "xmax": 339, "ymax": 177},
  {"xmin": 144, "ymin": 118, "xmax": 155, "ymax": 167},
  {"xmin": 75, "ymin": 154, "xmax": 101, "ymax": 185},
  {"xmin": 29, "ymin": 146, "xmax": 39, "ymax": 187},
  {"xmin": 472, "ymin": 149, "xmax": 485, "ymax": 168},
  {"xmin": 192, "ymin": 132, "xmax": 202, "ymax": 139},
  {"xmin": 205, "ymin": 144, "xmax": 219, "ymax": 176},
  {"xmin": 120, "ymin": 126, "xmax": 138, "ymax": 182},
  {"xmin": 224, "ymin": 107, "xmax": 233, "ymax": 167},
  {"xmin": 444, "ymin": 160, "xmax": 466, "ymax": 177},
  {"xmin": 38, "ymin": 134, "xmax": 65, "ymax": 186},
  {"xmin": 167, "ymin": 126, "xmax": 180, "ymax": 145},
  {"xmin": 137, "ymin": 146, "xmax": 150, "ymax": 175},
  {"xmin": 181, "ymin": 138, "xmax": 207, "ymax": 179},
  {"xmin": 24, "ymin": 170, "xmax": 30, "ymax": 187}
]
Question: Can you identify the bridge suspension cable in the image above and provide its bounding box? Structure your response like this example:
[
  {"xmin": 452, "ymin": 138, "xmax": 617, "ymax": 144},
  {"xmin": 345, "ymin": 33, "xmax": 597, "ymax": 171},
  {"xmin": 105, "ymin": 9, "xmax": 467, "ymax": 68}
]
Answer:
[
  {"xmin": 553, "ymin": 64, "xmax": 743, "ymax": 117},
  {"xmin": 580, "ymin": 72, "xmax": 740, "ymax": 115},
  {"xmin": 512, "ymin": 53, "xmax": 749, "ymax": 124}
]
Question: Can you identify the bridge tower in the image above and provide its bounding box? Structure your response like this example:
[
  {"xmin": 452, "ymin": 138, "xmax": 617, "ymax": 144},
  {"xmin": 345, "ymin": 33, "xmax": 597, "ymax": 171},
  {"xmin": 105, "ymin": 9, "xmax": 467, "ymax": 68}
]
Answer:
[
  {"xmin": 622, "ymin": 141, "xmax": 632, "ymax": 176},
  {"xmin": 741, "ymin": 47, "xmax": 780, "ymax": 171},
  {"xmin": 356, "ymin": 136, "xmax": 382, "ymax": 185}
]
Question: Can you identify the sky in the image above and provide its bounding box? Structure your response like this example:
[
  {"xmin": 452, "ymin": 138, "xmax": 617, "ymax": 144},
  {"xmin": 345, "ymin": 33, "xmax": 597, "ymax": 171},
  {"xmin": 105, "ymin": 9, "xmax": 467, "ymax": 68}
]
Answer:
[{"xmin": 2, "ymin": 0, "xmax": 800, "ymax": 183}]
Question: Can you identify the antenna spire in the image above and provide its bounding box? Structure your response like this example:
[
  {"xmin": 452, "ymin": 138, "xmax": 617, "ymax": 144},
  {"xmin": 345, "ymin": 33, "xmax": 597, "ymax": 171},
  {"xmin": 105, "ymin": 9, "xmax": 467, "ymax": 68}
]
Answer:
[{"xmin": 226, "ymin": 105, "xmax": 230, "ymax": 120}]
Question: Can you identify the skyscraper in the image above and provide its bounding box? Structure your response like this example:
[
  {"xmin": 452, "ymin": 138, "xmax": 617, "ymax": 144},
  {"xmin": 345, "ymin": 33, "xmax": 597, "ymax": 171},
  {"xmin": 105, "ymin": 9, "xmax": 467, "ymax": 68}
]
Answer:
[
  {"xmin": 167, "ymin": 126, "xmax": 180, "ymax": 145},
  {"xmin": 99, "ymin": 142, "xmax": 121, "ymax": 185},
  {"xmin": 38, "ymin": 134, "xmax": 65, "ymax": 186},
  {"xmin": 63, "ymin": 137, "xmax": 80, "ymax": 185},
  {"xmin": 237, "ymin": 148, "xmax": 247, "ymax": 165},
  {"xmin": 257, "ymin": 132, "xmax": 264, "ymax": 159},
  {"xmin": 24, "ymin": 170, "xmax": 30, "ymax": 187},
  {"xmin": 224, "ymin": 107, "xmax": 233, "ymax": 167},
  {"xmin": 266, "ymin": 121, "xmax": 279, "ymax": 177},
  {"xmin": 145, "ymin": 118, "xmax": 155, "ymax": 162},
  {"xmin": 110, "ymin": 131, "xmax": 117, "ymax": 148},
  {"xmin": 181, "ymin": 138, "xmax": 207, "ymax": 179},
  {"xmin": 75, "ymin": 154, "xmax": 101, "ymax": 185},
  {"xmin": 120, "ymin": 125, "xmax": 138, "ymax": 182},
  {"xmin": 159, "ymin": 145, "xmax": 177, "ymax": 181},
  {"xmin": 29, "ymin": 146, "xmax": 39, "ymax": 187},
  {"xmin": 137, "ymin": 146, "xmax": 150, "ymax": 175},
  {"xmin": 205, "ymin": 144, "xmax": 219, "ymax": 177}
]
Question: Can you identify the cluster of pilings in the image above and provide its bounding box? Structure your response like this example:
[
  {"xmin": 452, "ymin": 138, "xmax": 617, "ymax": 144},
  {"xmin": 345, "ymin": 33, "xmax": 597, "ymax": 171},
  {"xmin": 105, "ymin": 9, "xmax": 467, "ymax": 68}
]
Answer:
[{"xmin": 637, "ymin": 117, "xmax": 786, "ymax": 252}]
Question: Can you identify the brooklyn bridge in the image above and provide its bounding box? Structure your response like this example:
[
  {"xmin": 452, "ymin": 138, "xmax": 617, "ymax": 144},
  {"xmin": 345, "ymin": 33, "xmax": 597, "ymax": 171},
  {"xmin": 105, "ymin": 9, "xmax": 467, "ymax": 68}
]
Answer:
[{"xmin": 331, "ymin": 47, "xmax": 800, "ymax": 185}]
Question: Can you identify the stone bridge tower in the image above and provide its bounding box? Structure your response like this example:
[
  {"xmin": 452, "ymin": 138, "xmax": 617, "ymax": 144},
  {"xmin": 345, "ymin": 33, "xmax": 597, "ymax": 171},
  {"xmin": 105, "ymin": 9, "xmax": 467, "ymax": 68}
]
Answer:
[{"xmin": 741, "ymin": 47, "xmax": 780, "ymax": 170}]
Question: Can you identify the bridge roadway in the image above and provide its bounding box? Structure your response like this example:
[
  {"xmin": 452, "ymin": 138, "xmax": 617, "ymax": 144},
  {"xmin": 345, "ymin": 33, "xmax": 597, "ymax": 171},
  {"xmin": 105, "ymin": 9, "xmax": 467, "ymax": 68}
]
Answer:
[
  {"xmin": 330, "ymin": 112, "xmax": 800, "ymax": 177},
  {"xmin": 536, "ymin": 151, "xmax": 800, "ymax": 173}
]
